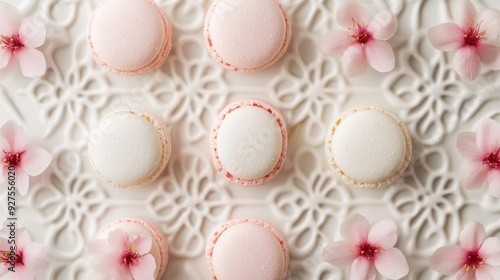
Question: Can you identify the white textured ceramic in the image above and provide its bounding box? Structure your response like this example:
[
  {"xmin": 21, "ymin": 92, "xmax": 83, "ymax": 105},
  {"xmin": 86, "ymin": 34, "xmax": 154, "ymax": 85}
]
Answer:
[{"xmin": 1, "ymin": 0, "xmax": 500, "ymax": 279}]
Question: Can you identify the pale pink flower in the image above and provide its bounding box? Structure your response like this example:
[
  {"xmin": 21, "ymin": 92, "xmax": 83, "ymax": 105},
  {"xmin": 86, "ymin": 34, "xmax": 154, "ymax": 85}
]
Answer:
[
  {"xmin": 318, "ymin": 1, "xmax": 398, "ymax": 76},
  {"xmin": 0, "ymin": 228, "xmax": 50, "ymax": 280},
  {"xmin": 322, "ymin": 214, "xmax": 409, "ymax": 280},
  {"xmin": 428, "ymin": 0, "xmax": 500, "ymax": 81},
  {"xmin": 0, "ymin": 2, "xmax": 46, "ymax": 80},
  {"xmin": 456, "ymin": 119, "xmax": 500, "ymax": 197},
  {"xmin": 87, "ymin": 228, "xmax": 156, "ymax": 280},
  {"xmin": 429, "ymin": 221, "xmax": 500, "ymax": 279},
  {"xmin": 0, "ymin": 120, "xmax": 52, "ymax": 196}
]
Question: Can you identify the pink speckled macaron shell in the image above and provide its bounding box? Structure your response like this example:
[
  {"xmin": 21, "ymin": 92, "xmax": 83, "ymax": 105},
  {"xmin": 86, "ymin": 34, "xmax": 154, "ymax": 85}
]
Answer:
[
  {"xmin": 96, "ymin": 218, "xmax": 169, "ymax": 280},
  {"xmin": 88, "ymin": 0, "xmax": 172, "ymax": 76},
  {"xmin": 205, "ymin": 218, "xmax": 289, "ymax": 280},
  {"xmin": 204, "ymin": 0, "xmax": 291, "ymax": 72},
  {"xmin": 210, "ymin": 99, "xmax": 288, "ymax": 186}
]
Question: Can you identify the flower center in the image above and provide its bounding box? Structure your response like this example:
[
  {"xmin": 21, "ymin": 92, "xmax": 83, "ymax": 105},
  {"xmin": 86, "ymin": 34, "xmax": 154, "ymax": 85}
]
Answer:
[
  {"xmin": 463, "ymin": 22, "xmax": 487, "ymax": 46},
  {"xmin": 121, "ymin": 246, "xmax": 140, "ymax": 266},
  {"xmin": 2, "ymin": 150, "xmax": 21, "ymax": 166},
  {"xmin": 0, "ymin": 250, "xmax": 22, "ymax": 265},
  {"xmin": 348, "ymin": 19, "xmax": 371, "ymax": 46},
  {"xmin": 463, "ymin": 252, "xmax": 484, "ymax": 271},
  {"xmin": 0, "ymin": 34, "xmax": 24, "ymax": 51},
  {"xmin": 483, "ymin": 150, "xmax": 500, "ymax": 169},
  {"xmin": 357, "ymin": 243, "xmax": 378, "ymax": 260}
]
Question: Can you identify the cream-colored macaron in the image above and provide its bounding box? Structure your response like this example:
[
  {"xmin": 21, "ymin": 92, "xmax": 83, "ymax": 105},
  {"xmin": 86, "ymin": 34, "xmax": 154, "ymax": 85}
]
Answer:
[
  {"xmin": 88, "ymin": 110, "xmax": 171, "ymax": 188},
  {"xmin": 325, "ymin": 106, "xmax": 412, "ymax": 188}
]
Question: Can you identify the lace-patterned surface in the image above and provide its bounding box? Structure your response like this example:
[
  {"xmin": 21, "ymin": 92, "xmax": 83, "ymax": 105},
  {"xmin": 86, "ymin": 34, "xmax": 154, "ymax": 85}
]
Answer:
[{"xmin": 1, "ymin": 0, "xmax": 500, "ymax": 279}]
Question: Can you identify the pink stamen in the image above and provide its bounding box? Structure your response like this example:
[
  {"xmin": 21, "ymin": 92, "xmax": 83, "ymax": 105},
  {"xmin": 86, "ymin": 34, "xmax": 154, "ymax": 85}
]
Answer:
[
  {"xmin": 483, "ymin": 149, "xmax": 500, "ymax": 169},
  {"xmin": 121, "ymin": 246, "xmax": 140, "ymax": 266},
  {"xmin": 356, "ymin": 243, "xmax": 379, "ymax": 260},
  {"xmin": 348, "ymin": 19, "xmax": 371, "ymax": 46},
  {"xmin": 2, "ymin": 150, "xmax": 21, "ymax": 166},
  {"xmin": 0, "ymin": 34, "xmax": 24, "ymax": 51},
  {"xmin": 463, "ymin": 251, "xmax": 484, "ymax": 271},
  {"xmin": 463, "ymin": 21, "xmax": 487, "ymax": 46}
]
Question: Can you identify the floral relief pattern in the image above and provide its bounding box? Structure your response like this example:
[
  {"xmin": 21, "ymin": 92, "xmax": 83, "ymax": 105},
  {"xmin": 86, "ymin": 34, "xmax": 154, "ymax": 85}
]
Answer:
[
  {"xmin": 0, "ymin": 0, "xmax": 499, "ymax": 279},
  {"xmin": 269, "ymin": 148, "xmax": 351, "ymax": 258},
  {"xmin": 146, "ymin": 152, "xmax": 232, "ymax": 258},
  {"xmin": 270, "ymin": 34, "xmax": 348, "ymax": 146}
]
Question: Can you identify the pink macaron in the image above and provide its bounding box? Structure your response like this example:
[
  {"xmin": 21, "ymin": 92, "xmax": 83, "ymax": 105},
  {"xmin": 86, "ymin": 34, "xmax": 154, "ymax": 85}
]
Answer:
[
  {"xmin": 88, "ymin": 0, "xmax": 172, "ymax": 75},
  {"xmin": 204, "ymin": 0, "xmax": 292, "ymax": 72},
  {"xmin": 206, "ymin": 218, "xmax": 289, "ymax": 280},
  {"xmin": 210, "ymin": 99, "xmax": 288, "ymax": 186},
  {"xmin": 87, "ymin": 218, "xmax": 169, "ymax": 279}
]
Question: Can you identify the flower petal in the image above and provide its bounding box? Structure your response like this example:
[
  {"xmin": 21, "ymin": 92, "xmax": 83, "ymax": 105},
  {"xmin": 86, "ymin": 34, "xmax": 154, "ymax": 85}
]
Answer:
[
  {"xmin": 476, "ymin": 119, "xmax": 500, "ymax": 154},
  {"xmin": 487, "ymin": 170, "xmax": 500, "ymax": 198},
  {"xmin": 19, "ymin": 17, "xmax": 46, "ymax": 48},
  {"xmin": 374, "ymin": 248, "xmax": 409, "ymax": 279},
  {"xmin": 349, "ymin": 258, "xmax": 376, "ymax": 280},
  {"xmin": 367, "ymin": 11, "xmax": 397, "ymax": 40},
  {"xmin": 457, "ymin": 132, "xmax": 482, "ymax": 161},
  {"xmin": 456, "ymin": 268, "xmax": 476, "ymax": 280},
  {"xmin": 428, "ymin": 23, "xmax": 465, "ymax": 52},
  {"xmin": 453, "ymin": 45, "xmax": 481, "ymax": 81},
  {"xmin": 11, "ymin": 265, "xmax": 34, "ymax": 280},
  {"xmin": 16, "ymin": 170, "xmax": 30, "ymax": 196},
  {"xmin": 365, "ymin": 40, "xmax": 395, "ymax": 72},
  {"xmin": 19, "ymin": 145, "xmax": 51, "ymax": 176},
  {"xmin": 0, "ymin": 58, "xmax": 17, "ymax": 81},
  {"xmin": 130, "ymin": 254, "xmax": 156, "ymax": 280},
  {"xmin": 460, "ymin": 221, "xmax": 486, "ymax": 251},
  {"xmin": 323, "ymin": 240, "xmax": 357, "ymax": 267},
  {"xmin": 456, "ymin": 0, "xmax": 477, "ymax": 29},
  {"xmin": 0, "ymin": 2, "xmax": 22, "ymax": 35},
  {"xmin": 318, "ymin": 29, "xmax": 353, "ymax": 57},
  {"xmin": 0, "ymin": 120, "xmax": 27, "ymax": 153},
  {"xmin": 0, "ymin": 136, "xmax": 10, "ymax": 154},
  {"xmin": 130, "ymin": 230, "xmax": 152, "ymax": 255},
  {"xmin": 462, "ymin": 161, "xmax": 488, "ymax": 189},
  {"xmin": 342, "ymin": 44, "xmax": 368, "ymax": 76},
  {"xmin": 479, "ymin": 237, "xmax": 500, "ymax": 266},
  {"xmin": 475, "ymin": 265, "xmax": 500, "ymax": 279},
  {"xmin": 477, "ymin": 10, "xmax": 500, "ymax": 39},
  {"xmin": 15, "ymin": 48, "xmax": 46, "ymax": 78},
  {"xmin": 0, "ymin": 48, "xmax": 12, "ymax": 69},
  {"xmin": 87, "ymin": 238, "xmax": 108, "ymax": 255},
  {"xmin": 107, "ymin": 228, "xmax": 129, "ymax": 251},
  {"xmin": 428, "ymin": 245, "xmax": 467, "ymax": 275},
  {"xmin": 367, "ymin": 219, "xmax": 397, "ymax": 249},
  {"xmin": 337, "ymin": 1, "xmax": 372, "ymax": 29},
  {"xmin": 22, "ymin": 242, "xmax": 49, "ymax": 271},
  {"xmin": 340, "ymin": 214, "xmax": 370, "ymax": 244},
  {"xmin": 17, "ymin": 228, "xmax": 32, "ymax": 248},
  {"xmin": 477, "ymin": 42, "xmax": 500, "ymax": 70}
]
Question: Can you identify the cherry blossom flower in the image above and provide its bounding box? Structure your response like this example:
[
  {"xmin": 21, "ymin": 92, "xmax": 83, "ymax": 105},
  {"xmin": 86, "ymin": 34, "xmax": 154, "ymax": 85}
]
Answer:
[
  {"xmin": 429, "ymin": 221, "xmax": 500, "ymax": 278},
  {"xmin": 87, "ymin": 228, "xmax": 156, "ymax": 279},
  {"xmin": 318, "ymin": 1, "xmax": 398, "ymax": 76},
  {"xmin": 322, "ymin": 214, "xmax": 409, "ymax": 280},
  {"xmin": 456, "ymin": 119, "xmax": 500, "ymax": 197},
  {"xmin": 0, "ymin": 120, "xmax": 52, "ymax": 196},
  {"xmin": 0, "ymin": 228, "xmax": 49, "ymax": 280},
  {"xmin": 0, "ymin": 2, "xmax": 46, "ymax": 80},
  {"xmin": 428, "ymin": 0, "xmax": 500, "ymax": 81}
]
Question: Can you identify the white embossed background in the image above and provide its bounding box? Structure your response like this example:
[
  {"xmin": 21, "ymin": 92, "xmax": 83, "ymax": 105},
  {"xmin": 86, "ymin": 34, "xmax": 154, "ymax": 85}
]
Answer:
[{"xmin": 1, "ymin": 0, "xmax": 500, "ymax": 279}]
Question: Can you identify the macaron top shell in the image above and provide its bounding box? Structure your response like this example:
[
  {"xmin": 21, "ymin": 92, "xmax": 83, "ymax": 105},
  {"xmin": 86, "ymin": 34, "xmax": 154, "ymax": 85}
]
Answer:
[
  {"xmin": 216, "ymin": 106, "xmax": 282, "ymax": 180},
  {"xmin": 210, "ymin": 99, "xmax": 288, "ymax": 186},
  {"xmin": 325, "ymin": 107, "xmax": 412, "ymax": 188},
  {"xmin": 206, "ymin": 219, "xmax": 289, "ymax": 280},
  {"xmin": 204, "ymin": 0, "xmax": 291, "ymax": 71},
  {"xmin": 88, "ymin": 0, "xmax": 170, "ymax": 74},
  {"xmin": 88, "ymin": 110, "xmax": 171, "ymax": 188}
]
